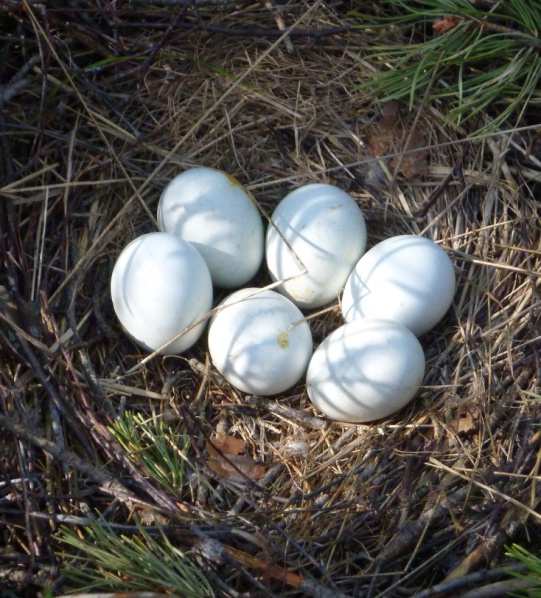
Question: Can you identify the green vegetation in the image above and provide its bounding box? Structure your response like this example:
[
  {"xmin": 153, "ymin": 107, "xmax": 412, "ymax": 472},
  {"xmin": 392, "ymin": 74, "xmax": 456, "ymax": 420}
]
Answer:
[
  {"xmin": 352, "ymin": 0, "xmax": 541, "ymax": 131},
  {"xmin": 506, "ymin": 544, "xmax": 541, "ymax": 595},
  {"xmin": 110, "ymin": 411, "xmax": 190, "ymax": 493},
  {"xmin": 57, "ymin": 523, "xmax": 214, "ymax": 596}
]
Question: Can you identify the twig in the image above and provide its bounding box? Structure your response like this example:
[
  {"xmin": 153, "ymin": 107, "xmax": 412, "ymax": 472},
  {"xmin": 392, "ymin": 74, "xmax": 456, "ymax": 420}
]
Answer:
[
  {"xmin": 55, "ymin": 593, "xmax": 167, "ymax": 598},
  {"xmin": 411, "ymin": 564, "xmax": 527, "ymax": 598},
  {"xmin": 374, "ymin": 487, "xmax": 469, "ymax": 565},
  {"xmin": 127, "ymin": 278, "xmax": 305, "ymax": 373},
  {"xmin": 223, "ymin": 395, "xmax": 328, "ymax": 430},
  {"xmin": 230, "ymin": 464, "xmax": 283, "ymax": 515},
  {"xmin": 468, "ymin": 16, "xmax": 541, "ymax": 50},
  {"xmin": 127, "ymin": 0, "xmax": 244, "ymax": 5},
  {"xmin": 265, "ymin": 0, "xmax": 294, "ymax": 54},
  {"xmin": 0, "ymin": 78, "xmax": 32, "ymax": 109},
  {"xmin": 120, "ymin": 19, "xmax": 352, "ymax": 39},
  {"xmin": 3, "ymin": 313, "xmax": 90, "ymax": 452},
  {"xmin": 0, "ymin": 412, "xmax": 156, "ymax": 511},
  {"xmin": 414, "ymin": 163, "xmax": 462, "ymax": 218},
  {"xmin": 459, "ymin": 577, "xmax": 541, "ymax": 598},
  {"xmin": 428, "ymin": 458, "xmax": 541, "ymax": 524},
  {"xmin": 0, "ymin": 56, "xmax": 39, "ymax": 110}
]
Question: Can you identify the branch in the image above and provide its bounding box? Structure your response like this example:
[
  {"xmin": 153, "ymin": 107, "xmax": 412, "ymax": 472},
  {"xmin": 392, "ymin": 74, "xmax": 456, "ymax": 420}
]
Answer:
[
  {"xmin": 411, "ymin": 564, "xmax": 527, "ymax": 598},
  {"xmin": 460, "ymin": 578, "xmax": 541, "ymax": 598},
  {"xmin": 0, "ymin": 412, "xmax": 163, "ymax": 514},
  {"xmin": 0, "ymin": 56, "xmax": 39, "ymax": 110},
  {"xmin": 120, "ymin": 19, "xmax": 353, "ymax": 40}
]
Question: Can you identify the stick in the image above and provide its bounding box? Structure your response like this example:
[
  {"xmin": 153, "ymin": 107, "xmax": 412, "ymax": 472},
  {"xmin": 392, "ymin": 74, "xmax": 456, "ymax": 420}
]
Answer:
[
  {"xmin": 459, "ymin": 578, "xmax": 540, "ymax": 598},
  {"xmin": 411, "ymin": 564, "xmax": 527, "ymax": 598},
  {"xmin": 265, "ymin": 0, "xmax": 294, "ymax": 54},
  {"xmin": 0, "ymin": 56, "xmax": 39, "ymax": 110},
  {"xmin": 0, "ymin": 413, "xmax": 152, "ymax": 510}
]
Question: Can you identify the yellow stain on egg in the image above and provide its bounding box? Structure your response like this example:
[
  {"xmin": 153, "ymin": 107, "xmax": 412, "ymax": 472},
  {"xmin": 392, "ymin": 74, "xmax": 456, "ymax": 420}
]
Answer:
[
  {"xmin": 225, "ymin": 173, "xmax": 242, "ymax": 188},
  {"xmin": 277, "ymin": 331, "xmax": 289, "ymax": 349}
]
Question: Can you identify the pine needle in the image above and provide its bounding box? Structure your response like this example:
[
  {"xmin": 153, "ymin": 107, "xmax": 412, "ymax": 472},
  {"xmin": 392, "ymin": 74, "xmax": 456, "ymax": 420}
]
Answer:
[
  {"xmin": 57, "ymin": 523, "xmax": 214, "ymax": 596},
  {"xmin": 109, "ymin": 411, "xmax": 190, "ymax": 494},
  {"xmin": 351, "ymin": 0, "xmax": 541, "ymax": 132}
]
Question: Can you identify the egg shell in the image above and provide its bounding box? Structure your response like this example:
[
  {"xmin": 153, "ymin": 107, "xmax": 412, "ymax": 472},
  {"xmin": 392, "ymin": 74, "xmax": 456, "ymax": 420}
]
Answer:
[
  {"xmin": 306, "ymin": 319, "xmax": 425, "ymax": 423},
  {"xmin": 157, "ymin": 167, "xmax": 264, "ymax": 288},
  {"xmin": 110, "ymin": 232, "xmax": 212, "ymax": 354},
  {"xmin": 266, "ymin": 183, "xmax": 367, "ymax": 309},
  {"xmin": 208, "ymin": 288, "xmax": 313, "ymax": 396},
  {"xmin": 341, "ymin": 235, "xmax": 456, "ymax": 336}
]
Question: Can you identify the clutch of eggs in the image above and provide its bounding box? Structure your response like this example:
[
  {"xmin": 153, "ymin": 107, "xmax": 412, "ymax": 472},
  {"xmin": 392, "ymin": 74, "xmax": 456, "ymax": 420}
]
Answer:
[{"xmin": 109, "ymin": 167, "xmax": 458, "ymax": 425}]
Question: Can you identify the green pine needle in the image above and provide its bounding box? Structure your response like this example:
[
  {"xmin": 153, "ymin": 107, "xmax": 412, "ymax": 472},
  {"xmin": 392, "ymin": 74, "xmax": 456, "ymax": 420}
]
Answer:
[
  {"xmin": 109, "ymin": 411, "xmax": 190, "ymax": 493},
  {"xmin": 351, "ymin": 0, "xmax": 541, "ymax": 132},
  {"xmin": 57, "ymin": 523, "xmax": 214, "ymax": 596},
  {"xmin": 505, "ymin": 544, "xmax": 541, "ymax": 596}
]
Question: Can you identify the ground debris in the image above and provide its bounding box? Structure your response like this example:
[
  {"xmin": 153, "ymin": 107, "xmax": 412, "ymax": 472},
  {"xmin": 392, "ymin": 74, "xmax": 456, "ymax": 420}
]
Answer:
[
  {"xmin": 207, "ymin": 434, "xmax": 266, "ymax": 482},
  {"xmin": 366, "ymin": 101, "xmax": 429, "ymax": 180}
]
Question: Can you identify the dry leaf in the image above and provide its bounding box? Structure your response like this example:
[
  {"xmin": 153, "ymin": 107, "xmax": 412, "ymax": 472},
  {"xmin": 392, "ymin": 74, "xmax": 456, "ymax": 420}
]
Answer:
[
  {"xmin": 457, "ymin": 410, "xmax": 476, "ymax": 434},
  {"xmin": 213, "ymin": 433, "xmax": 245, "ymax": 455},
  {"xmin": 366, "ymin": 102, "xmax": 428, "ymax": 180},
  {"xmin": 136, "ymin": 507, "xmax": 169, "ymax": 526},
  {"xmin": 207, "ymin": 434, "xmax": 266, "ymax": 482},
  {"xmin": 433, "ymin": 16, "xmax": 460, "ymax": 35},
  {"xmin": 224, "ymin": 544, "xmax": 304, "ymax": 589}
]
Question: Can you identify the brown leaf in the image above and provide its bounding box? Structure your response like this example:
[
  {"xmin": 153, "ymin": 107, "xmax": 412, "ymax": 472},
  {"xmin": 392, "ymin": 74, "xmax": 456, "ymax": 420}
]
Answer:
[
  {"xmin": 137, "ymin": 508, "xmax": 169, "ymax": 526},
  {"xmin": 457, "ymin": 410, "xmax": 476, "ymax": 434},
  {"xmin": 224, "ymin": 544, "xmax": 304, "ymax": 589},
  {"xmin": 207, "ymin": 435, "xmax": 266, "ymax": 482},
  {"xmin": 433, "ymin": 16, "xmax": 460, "ymax": 35},
  {"xmin": 366, "ymin": 102, "xmax": 428, "ymax": 180},
  {"xmin": 213, "ymin": 433, "xmax": 246, "ymax": 455}
]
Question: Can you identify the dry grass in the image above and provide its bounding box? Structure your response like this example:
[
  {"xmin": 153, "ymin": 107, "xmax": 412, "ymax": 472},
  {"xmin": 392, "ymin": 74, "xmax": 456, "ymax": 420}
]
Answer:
[{"xmin": 1, "ymin": 2, "xmax": 540, "ymax": 596}]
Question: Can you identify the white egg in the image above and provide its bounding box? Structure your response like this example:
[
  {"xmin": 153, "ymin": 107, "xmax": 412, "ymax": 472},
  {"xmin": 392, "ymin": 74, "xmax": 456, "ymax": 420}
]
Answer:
[
  {"xmin": 208, "ymin": 288, "xmax": 313, "ymax": 396},
  {"xmin": 342, "ymin": 235, "xmax": 456, "ymax": 336},
  {"xmin": 306, "ymin": 319, "xmax": 425, "ymax": 423},
  {"xmin": 266, "ymin": 183, "xmax": 367, "ymax": 309},
  {"xmin": 110, "ymin": 232, "xmax": 212, "ymax": 354},
  {"xmin": 157, "ymin": 167, "xmax": 264, "ymax": 288}
]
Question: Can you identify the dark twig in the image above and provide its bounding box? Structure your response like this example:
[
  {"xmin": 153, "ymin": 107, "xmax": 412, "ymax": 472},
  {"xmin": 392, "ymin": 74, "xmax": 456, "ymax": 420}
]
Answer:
[
  {"xmin": 0, "ymin": 412, "xmax": 156, "ymax": 511},
  {"xmin": 120, "ymin": 19, "xmax": 353, "ymax": 39},
  {"xmin": 414, "ymin": 163, "xmax": 463, "ymax": 218},
  {"xmin": 128, "ymin": 0, "xmax": 245, "ymax": 5},
  {"xmin": 230, "ymin": 463, "xmax": 284, "ymax": 516},
  {"xmin": 49, "ymin": 311, "xmax": 192, "ymax": 516},
  {"xmin": 246, "ymin": 396, "xmax": 328, "ymax": 430},
  {"xmin": 0, "ymin": 56, "xmax": 39, "ymax": 110},
  {"xmin": 5, "ymin": 318, "xmax": 91, "ymax": 453},
  {"xmin": 459, "ymin": 577, "xmax": 541, "ymax": 598},
  {"xmin": 374, "ymin": 487, "xmax": 469, "ymax": 566},
  {"xmin": 411, "ymin": 564, "xmax": 527, "ymax": 598}
]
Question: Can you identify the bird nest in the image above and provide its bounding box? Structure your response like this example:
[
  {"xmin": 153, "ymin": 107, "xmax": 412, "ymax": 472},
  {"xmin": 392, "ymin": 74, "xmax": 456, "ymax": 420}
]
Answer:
[{"xmin": 1, "ymin": 2, "xmax": 540, "ymax": 596}]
